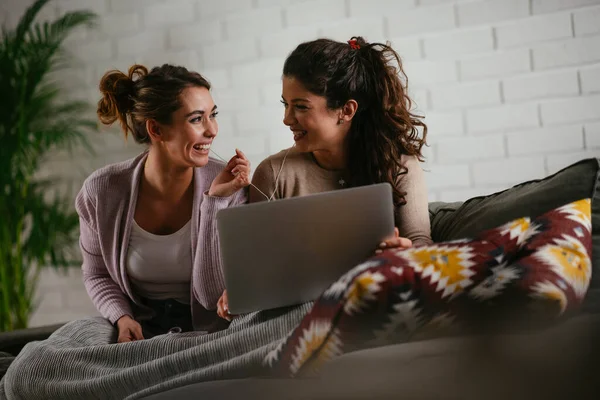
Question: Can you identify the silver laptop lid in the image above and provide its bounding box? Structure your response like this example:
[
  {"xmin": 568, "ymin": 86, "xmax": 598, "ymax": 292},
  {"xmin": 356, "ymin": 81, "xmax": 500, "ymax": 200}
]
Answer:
[{"xmin": 217, "ymin": 183, "xmax": 395, "ymax": 314}]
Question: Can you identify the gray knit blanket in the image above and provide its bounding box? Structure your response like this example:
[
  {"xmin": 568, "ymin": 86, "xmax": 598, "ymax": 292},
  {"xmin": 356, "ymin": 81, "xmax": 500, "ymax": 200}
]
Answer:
[{"xmin": 0, "ymin": 303, "xmax": 311, "ymax": 400}]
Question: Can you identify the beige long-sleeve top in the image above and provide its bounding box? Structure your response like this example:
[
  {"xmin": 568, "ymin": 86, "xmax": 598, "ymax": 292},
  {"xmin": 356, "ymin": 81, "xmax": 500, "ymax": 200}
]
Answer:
[{"xmin": 249, "ymin": 148, "xmax": 433, "ymax": 246}]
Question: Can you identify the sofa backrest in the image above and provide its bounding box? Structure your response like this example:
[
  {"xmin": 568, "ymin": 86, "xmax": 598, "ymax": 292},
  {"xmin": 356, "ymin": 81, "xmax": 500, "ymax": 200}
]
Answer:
[{"xmin": 428, "ymin": 158, "xmax": 600, "ymax": 313}]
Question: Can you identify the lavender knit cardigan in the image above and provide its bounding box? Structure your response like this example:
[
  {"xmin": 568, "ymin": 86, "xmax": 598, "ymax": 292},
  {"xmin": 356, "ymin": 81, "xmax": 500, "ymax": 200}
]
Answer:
[{"xmin": 75, "ymin": 151, "xmax": 246, "ymax": 331}]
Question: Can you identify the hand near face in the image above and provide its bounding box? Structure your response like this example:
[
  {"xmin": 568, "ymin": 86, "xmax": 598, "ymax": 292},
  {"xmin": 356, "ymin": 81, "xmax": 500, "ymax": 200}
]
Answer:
[{"xmin": 208, "ymin": 149, "xmax": 251, "ymax": 197}]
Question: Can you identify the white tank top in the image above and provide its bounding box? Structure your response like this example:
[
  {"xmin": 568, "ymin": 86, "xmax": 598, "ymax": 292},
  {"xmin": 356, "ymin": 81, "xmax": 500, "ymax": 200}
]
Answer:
[{"xmin": 126, "ymin": 219, "xmax": 193, "ymax": 304}]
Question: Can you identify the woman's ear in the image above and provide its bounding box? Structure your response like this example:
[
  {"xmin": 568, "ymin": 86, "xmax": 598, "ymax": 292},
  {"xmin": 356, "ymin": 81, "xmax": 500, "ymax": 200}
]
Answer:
[
  {"xmin": 146, "ymin": 119, "xmax": 161, "ymax": 142},
  {"xmin": 340, "ymin": 99, "xmax": 358, "ymax": 123}
]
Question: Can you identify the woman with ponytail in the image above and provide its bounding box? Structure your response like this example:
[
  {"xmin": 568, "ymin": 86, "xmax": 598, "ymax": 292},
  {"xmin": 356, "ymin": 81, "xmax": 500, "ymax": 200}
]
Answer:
[
  {"xmin": 251, "ymin": 37, "xmax": 431, "ymax": 245},
  {"xmin": 77, "ymin": 64, "xmax": 250, "ymax": 341},
  {"xmin": 217, "ymin": 37, "xmax": 432, "ymax": 320}
]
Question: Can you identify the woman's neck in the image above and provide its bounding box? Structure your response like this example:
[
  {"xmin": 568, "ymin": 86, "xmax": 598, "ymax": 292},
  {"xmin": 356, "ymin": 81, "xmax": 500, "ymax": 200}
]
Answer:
[
  {"xmin": 142, "ymin": 148, "xmax": 194, "ymax": 202},
  {"xmin": 312, "ymin": 147, "xmax": 347, "ymax": 171}
]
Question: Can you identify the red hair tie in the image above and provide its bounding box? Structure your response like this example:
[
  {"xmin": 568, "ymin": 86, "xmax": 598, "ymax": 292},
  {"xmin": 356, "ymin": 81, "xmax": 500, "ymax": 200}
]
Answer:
[{"xmin": 348, "ymin": 39, "xmax": 360, "ymax": 50}]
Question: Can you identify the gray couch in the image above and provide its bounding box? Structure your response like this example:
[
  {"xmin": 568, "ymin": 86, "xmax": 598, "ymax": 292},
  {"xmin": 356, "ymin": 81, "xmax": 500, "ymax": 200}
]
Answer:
[
  {"xmin": 2, "ymin": 158, "xmax": 599, "ymax": 399},
  {"xmin": 141, "ymin": 313, "xmax": 600, "ymax": 400}
]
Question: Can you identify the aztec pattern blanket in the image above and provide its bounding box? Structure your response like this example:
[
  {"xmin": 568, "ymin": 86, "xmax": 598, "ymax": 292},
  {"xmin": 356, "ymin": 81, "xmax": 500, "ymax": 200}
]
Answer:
[{"xmin": 267, "ymin": 199, "xmax": 593, "ymax": 377}]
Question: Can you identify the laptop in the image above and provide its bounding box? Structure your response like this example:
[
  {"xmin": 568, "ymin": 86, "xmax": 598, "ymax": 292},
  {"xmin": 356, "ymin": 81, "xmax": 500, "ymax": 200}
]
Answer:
[{"xmin": 216, "ymin": 183, "xmax": 395, "ymax": 314}]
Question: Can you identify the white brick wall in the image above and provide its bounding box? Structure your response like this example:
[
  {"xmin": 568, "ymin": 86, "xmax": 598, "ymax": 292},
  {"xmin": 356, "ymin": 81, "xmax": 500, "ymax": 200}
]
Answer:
[
  {"xmin": 170, "ymin": 21, "xmax": 223, "ymax": 48},
  {"xmin": 99, "ymin": 12, "xmax": 141, "ymax": 36},
  {"xmin": 533, "ymin": 36, "xmax": 600, "ymax": 69},
  {"xmin": 532, "ymin": 0, "xmax": 600, "ymax": 14},
  {"xmin": 507, "ymin": 125, "xmax": 585, "ymax": 155},
  {"xmin": 581, "ymin": 64, "xmax": 600, "ymax": 93},
  {"xmin": 540, "ymin": 95, "xmax": 600, "ymax": 125},
  {"xmin": 260, "ymin": 26, "xmax": 320, "ymax": 57},
  {"xmin": 387, "ymin": 4, "xmax": 456, "ymax": 37},
  {"xmin": 586, "ymin": 122, "xmax": 600, "ymax": 147},
  {"xmin": 496, "ymin": 13, "xmax": 573, "ymax": 48},
  {"xmin": 430, "ymin": 80, "xmax": 501, "ymax": 110},
  {"xmin": 424, "ymin": 111, "xmax": 465, "ymax": 136},
  {"xmin": 58, "ymin": 0, "xmax": 108, "ymax": 15},
  {"xmin": 320, "ymin": 17, "xmax": 387, "ymax": 43},
  {"xmin": 472, "ymin": 156, "xmax": 546, "ymax": 186},
  {"xmin": 285, "ymin": 0, "xmax": 346, "ymax": 28},
  {"xmin": 143, "ymin": 0, "xmax": 194, "ymax": 28},
  {"xmin": 4, "ymin": 0, "xmax": 599, "ymax": 327},
  {"xmin": 76, "ymin": 39, "xmax": 113, "ymax": 61},
  {"xmin": 389, "ymin": 37, "xmax": 422, "ymax": 61},
  {"xmin": 201, "ymin": 37, "xmax": 258, "ymax": 68},
  {"xmin": 457, "ymin": 0, "xmax": 529, "ymax": 26},
  {"xmin": 425, "ymin": 163, "xmax": 472, "ymax": 190},
  {"xmin": 348, "ymin": 0, "xmax": 414, "ymax": 18},
  {"xmin": 502, "ymin": 69, "xmax": 580, "ymax": 101},
  {"xmin": 404, "ymin": 60, "xmax": 458, "ymax": 87},
  {"xmin": 224, "ymin": 7, "xmax": 284, "ymax": 39},
  {"xmin": 460, "ymin": 48, "xmax": 531, "ymax": 80},
  {"xmin": 195, "ymin": 0, "xmax": 254, "ymax": 20},
  {"xmin": 230, "ymin": 59, "xmax": 284, "ymax": 87},
  {"xmin": 117, "ymin": 30, "xmax": 166, "ymax": 57},
  {"xmin": 30, "ymin": 269, "xmax": 99, "ymax": 327},
  {"xmin": 574, "ymin": 5, "xmax": 600, "ymax": 36},
  {"xmin": 467, "ymin": 103, "xmax": 539, "ymax": 133},
  {"xmin": 109, "ymin": 0, "xmax": 163, "ymax": 13},
  {"xmin": 437, "ymin": 135, "xmax": 506, "ymax": 162},
  {"xmin": 424, "ymin": 27, "xmax": 495, "ymax": 58}
]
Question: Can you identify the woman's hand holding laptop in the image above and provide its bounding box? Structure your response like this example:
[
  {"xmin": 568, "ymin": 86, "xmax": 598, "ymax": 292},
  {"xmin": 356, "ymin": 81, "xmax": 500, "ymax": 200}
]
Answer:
[
  {"xmin": 375, "ymin": 227, "xmax": 412, "ymax": 254},
  {"xmin": 216, "ymin": 226, "xmax": 413, "ymax": 322}
]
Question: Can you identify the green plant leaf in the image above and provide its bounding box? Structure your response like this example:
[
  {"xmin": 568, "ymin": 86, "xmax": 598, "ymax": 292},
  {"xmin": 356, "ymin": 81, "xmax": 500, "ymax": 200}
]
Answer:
[
  {"xmin": 0, "ymin": 0, "xmax": 98, "ymax": 331},
  {"xmin": 13, "ymin": 0, "xmax": 51, "ymax": 49}
]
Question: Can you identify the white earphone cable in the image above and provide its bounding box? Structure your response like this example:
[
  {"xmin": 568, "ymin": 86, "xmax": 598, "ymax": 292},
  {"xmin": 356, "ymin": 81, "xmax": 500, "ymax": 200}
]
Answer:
[
  {"xmin": 266, "ymin": 144, "xmax": 294, "ymax": 201},
  {"xmin": 209, "ymin": 145, "xmax": 294, "ymax": 202}
]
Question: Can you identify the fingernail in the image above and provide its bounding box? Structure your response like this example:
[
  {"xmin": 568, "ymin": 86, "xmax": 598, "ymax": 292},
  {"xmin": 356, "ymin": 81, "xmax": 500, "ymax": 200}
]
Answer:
[
  {"xmin": 375, "ymin": 249, "xmax": 382, "ymax": 254},
  {"xmin": 379, "ymin": 242, "xmax": 387, "ymax": 248}
]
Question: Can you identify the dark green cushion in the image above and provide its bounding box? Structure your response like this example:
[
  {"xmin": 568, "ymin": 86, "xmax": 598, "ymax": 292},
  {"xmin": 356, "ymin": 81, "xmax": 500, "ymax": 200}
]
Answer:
[
  {"xmin": 0, "ymin": 323, "xmax": 64, "ymax": 356},
  {"xmin": 428, "ymin": 157, "xmax": 600, "ymax": 312}
]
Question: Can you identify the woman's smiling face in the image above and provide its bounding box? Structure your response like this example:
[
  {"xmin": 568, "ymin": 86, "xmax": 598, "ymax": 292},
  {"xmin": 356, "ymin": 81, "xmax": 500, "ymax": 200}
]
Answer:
[
  {"xmin": 280, "ymin": 76, "xmax": 349, "ymax": 153},
  {"xmin": 152, "ymin": 86, "xmax": 219, "ymax": 168}
]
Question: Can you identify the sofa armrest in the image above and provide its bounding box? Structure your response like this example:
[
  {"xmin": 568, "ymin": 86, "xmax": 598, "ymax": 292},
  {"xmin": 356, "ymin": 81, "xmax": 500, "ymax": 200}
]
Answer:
[{"xmin": 0, "ymin": 324, "xmax": 65, "ymax": 356}]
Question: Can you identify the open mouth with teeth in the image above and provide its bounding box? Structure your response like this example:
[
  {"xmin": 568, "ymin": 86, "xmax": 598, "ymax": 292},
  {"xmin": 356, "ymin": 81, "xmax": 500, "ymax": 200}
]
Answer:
[
  {"xmin": 193, "ymin": 143, "xmax": 211, "ymax": 152},
  {"xmin": 293, "ymin": 130, "xmax": 307, "ymax": 141}
]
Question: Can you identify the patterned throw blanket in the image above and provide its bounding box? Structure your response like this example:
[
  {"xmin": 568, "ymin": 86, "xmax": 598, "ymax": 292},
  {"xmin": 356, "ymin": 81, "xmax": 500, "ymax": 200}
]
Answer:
[
  {"xmin": 0, "ymin": 199, "xmax": 593, "ymax": 399},
  {"xmin": 268, "ymin": 199, "xmax": 593, "ymax": 377}
]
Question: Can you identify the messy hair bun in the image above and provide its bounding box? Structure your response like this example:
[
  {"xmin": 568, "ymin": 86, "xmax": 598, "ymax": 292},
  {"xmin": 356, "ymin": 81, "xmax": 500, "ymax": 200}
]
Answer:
[
  {"xmin": 97, "ymin": 64, "xmax": 147, "ymax": 141},
  {"xmin": 96, "ymin": 63, "xmax": 211, "ymax": 144}
]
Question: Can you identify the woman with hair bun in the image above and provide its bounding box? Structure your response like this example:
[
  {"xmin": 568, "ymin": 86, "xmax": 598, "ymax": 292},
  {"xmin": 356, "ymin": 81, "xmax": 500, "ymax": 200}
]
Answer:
[{"xmin": 77, "ymin": 64, "xmax": 250, "ymax": 341}]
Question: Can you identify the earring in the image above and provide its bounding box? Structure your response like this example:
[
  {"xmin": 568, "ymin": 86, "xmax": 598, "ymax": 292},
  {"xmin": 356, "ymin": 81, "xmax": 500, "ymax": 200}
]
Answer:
[{"xmin": 337, "ymin": 119, "xmax": 344, "ymax": 125}]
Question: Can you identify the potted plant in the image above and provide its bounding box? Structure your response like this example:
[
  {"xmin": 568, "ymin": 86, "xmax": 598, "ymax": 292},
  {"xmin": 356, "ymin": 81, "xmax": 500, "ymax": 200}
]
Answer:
[{"xmin": 0, "ymin": 0, "xmax": 98, "ymax": 331}]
